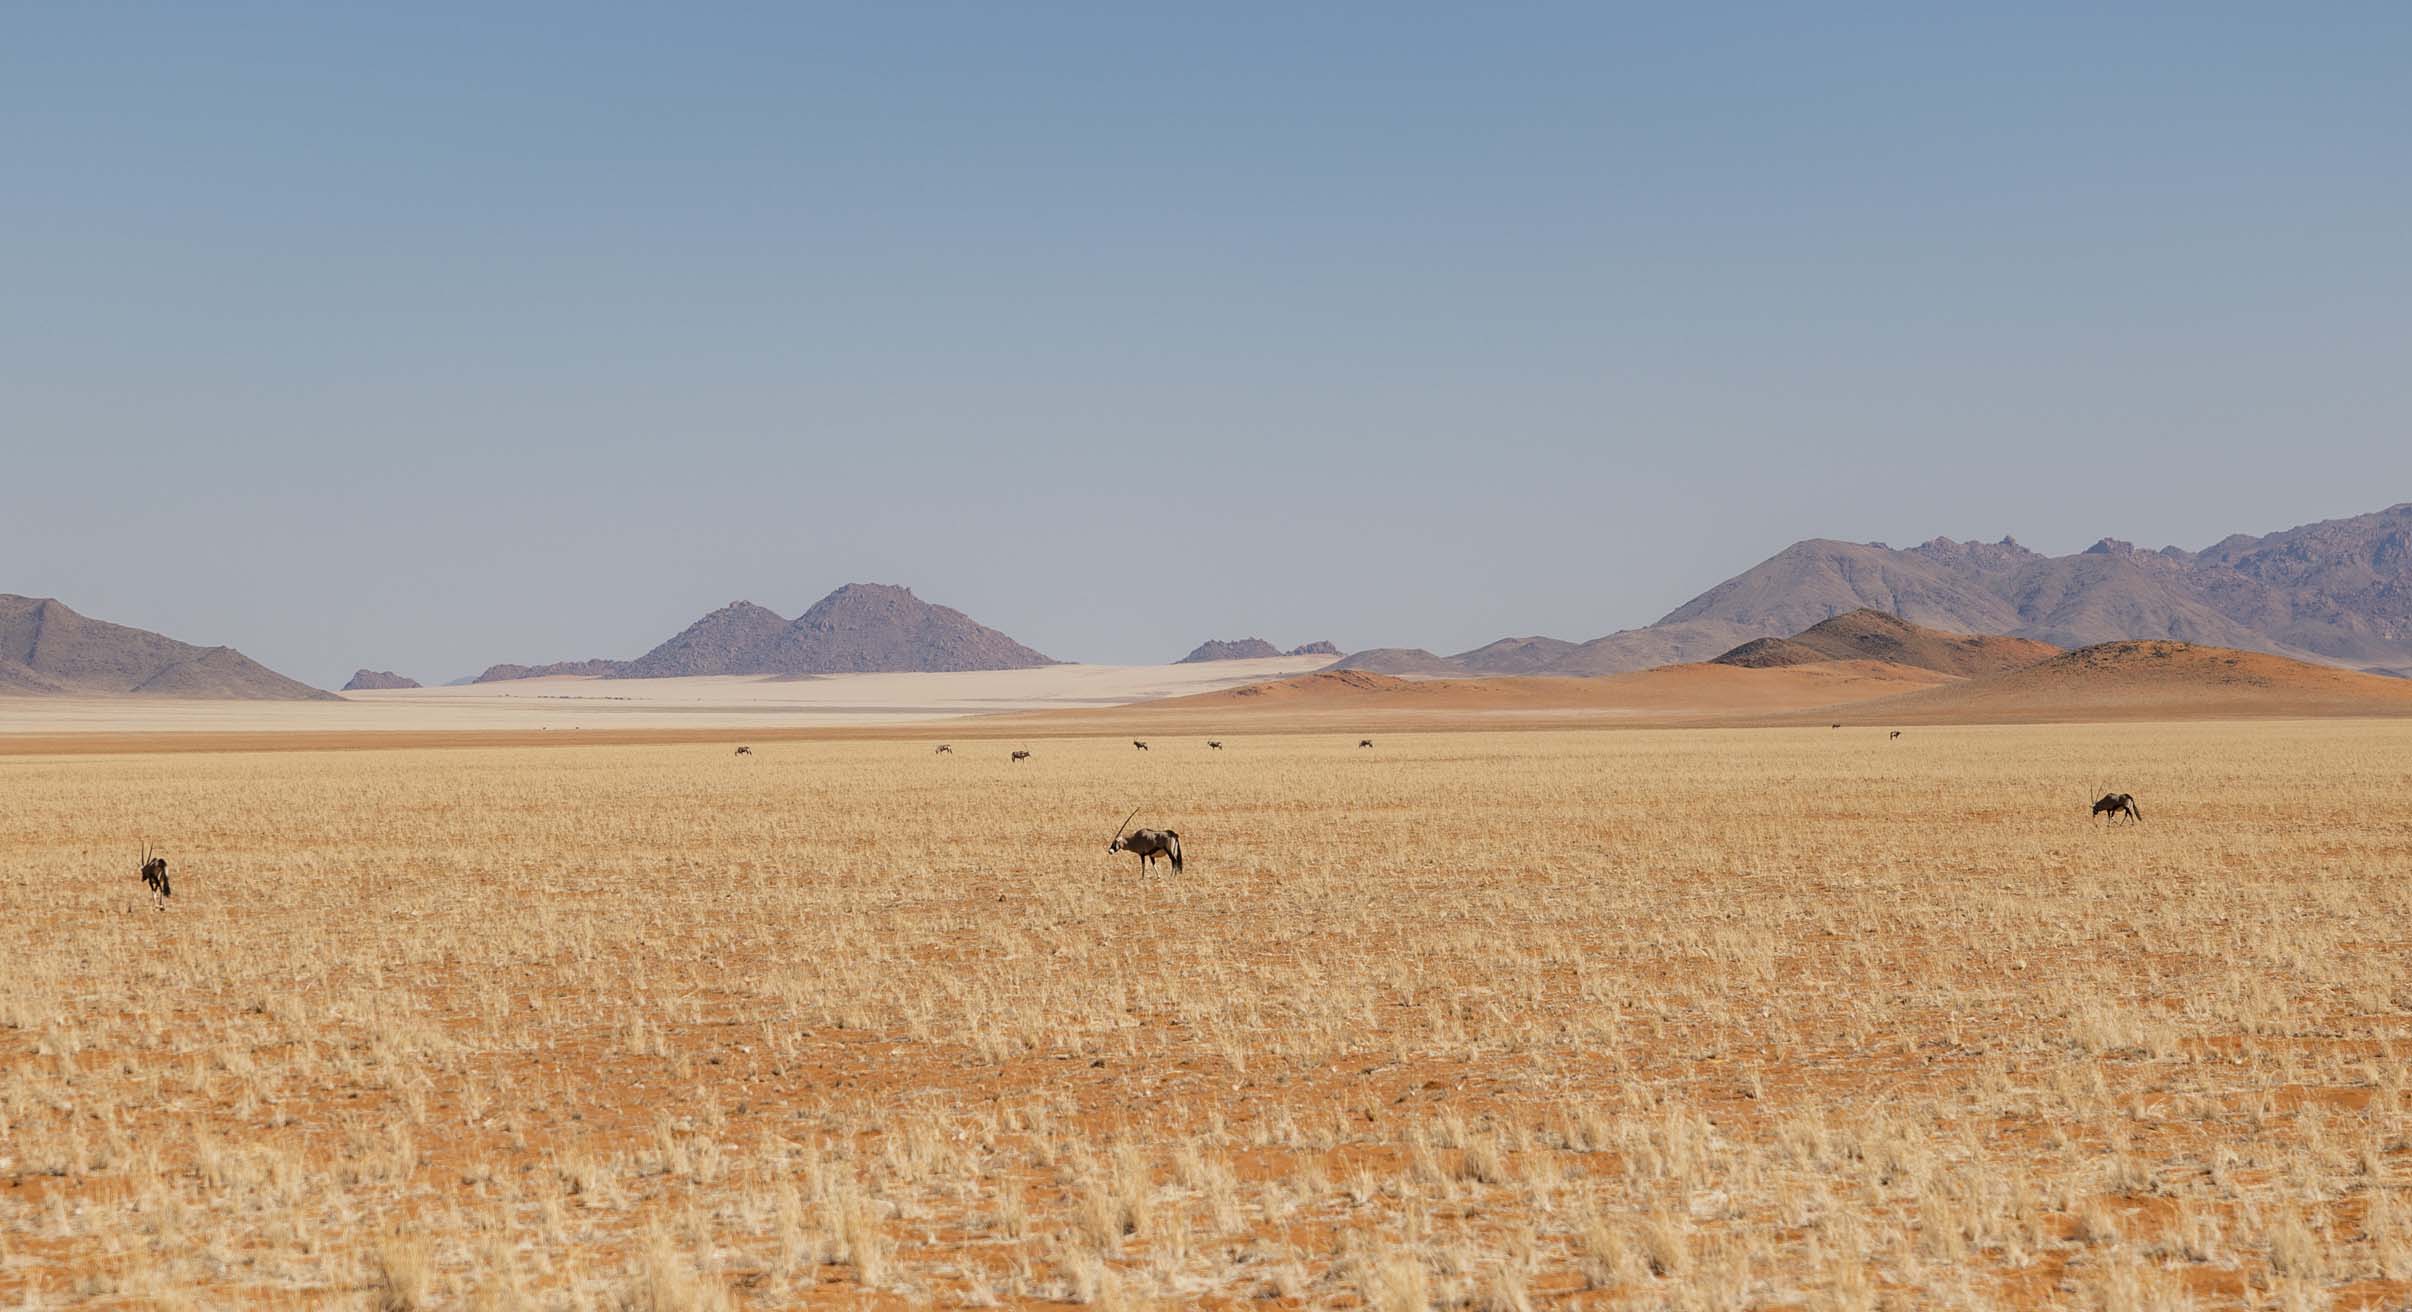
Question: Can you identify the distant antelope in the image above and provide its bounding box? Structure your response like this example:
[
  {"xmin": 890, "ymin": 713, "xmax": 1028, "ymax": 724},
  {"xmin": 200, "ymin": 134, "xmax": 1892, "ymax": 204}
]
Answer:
[
  {"xmin": 1132, "ymin": 740, "xmax": 1150, "ymax": 751},
  {"xmin": 934, "ymin": 744, "xmax": 953, "ymax": 754},
  {"xmin": 2091, "ymin": 793, "xmax": 2142, "ymax": 824},
  {"xmin": 1831, "ymin": 724, "xmax": 1843, "ymax": 730},
  {"xmin": 1106, "ymin": 808, "xmax": 1182, "ymax": 874},
  {"xmin": 1889, "ymin": 731, "xmax": 1901, "ymax": 740},
  {"xmin": 1359, "ymin": 739, "xmax": 1374, "ymax": 748},
  {"xmin": 137, "ymin": 841, "xmax": 170, "ymax": 905},
  {"xmin": 1207, "ymin": 740, "xmax": 1223, "ymax": 750},
  {"xmin": 1011, "ymin": 750, "xmax": 1031, "ymax": 763},
  {"xmin": 733, "ymin": 745, "xmax": 752, "ymax": 756}
]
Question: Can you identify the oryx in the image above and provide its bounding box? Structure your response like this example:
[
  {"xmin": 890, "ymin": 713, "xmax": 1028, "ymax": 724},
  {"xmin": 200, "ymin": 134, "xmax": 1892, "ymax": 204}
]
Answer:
[
  {"xmin": 2091, "ymin": 793, "xmax": 2142, "ymax": 824},
  {"xmin": 1106, "ymin": 807, "xmax": 1182, "ymax": 874},
  {"xmin": 1011, "ymin": 750, "xmax": 1031, "ymax": 763},
  {"xmin": 1132, "ymin": 740, "xmax": 1149, "ymax": 751},
  {"xmin": 137, "ymin": 841, "xmax": 170, "ymax": 905}
]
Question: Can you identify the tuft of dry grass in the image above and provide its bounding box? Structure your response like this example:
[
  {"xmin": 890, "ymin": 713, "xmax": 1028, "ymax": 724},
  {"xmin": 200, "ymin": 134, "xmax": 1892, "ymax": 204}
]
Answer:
[{"xmin": 2, "ymin": 721, "xmax": 2410, "ymax": 1308}]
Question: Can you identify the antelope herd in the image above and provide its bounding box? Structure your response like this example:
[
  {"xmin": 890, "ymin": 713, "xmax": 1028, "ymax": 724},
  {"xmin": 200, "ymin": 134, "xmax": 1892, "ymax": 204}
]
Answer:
[{"xmin": 128, "ymin": 729, "xmax": 2153, "ymax": 907}]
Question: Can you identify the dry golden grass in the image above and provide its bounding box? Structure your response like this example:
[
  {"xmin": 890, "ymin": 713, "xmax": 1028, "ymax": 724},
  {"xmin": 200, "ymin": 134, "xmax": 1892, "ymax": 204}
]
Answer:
[{"xmin": 4, "ymin": 721, "xmax": 2411, "ymax": 1308}]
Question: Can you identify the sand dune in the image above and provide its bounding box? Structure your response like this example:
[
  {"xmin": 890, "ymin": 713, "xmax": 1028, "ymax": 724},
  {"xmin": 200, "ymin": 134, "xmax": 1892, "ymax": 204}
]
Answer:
[
  {"xmin": 1841, "ymin": 640, "xmax": 2412, "ymax": 724},
  {"xmin": 1015, "ymin": 640, "xmax": 2412, "ymax": 734},
  {"xmin": 966, "ymin": 660, "xmax": 1964, "ymax": 735},
  {"xmin": 1165, "ymin": 662, "xmax": 1955, "ymax": 713}
]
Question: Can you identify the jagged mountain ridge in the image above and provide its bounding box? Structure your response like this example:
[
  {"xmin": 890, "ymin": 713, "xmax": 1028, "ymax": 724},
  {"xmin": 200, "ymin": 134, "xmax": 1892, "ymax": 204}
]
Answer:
[{"xmin": 1348, "ymin": 503, "xmax": 2412, "ymax": 676}]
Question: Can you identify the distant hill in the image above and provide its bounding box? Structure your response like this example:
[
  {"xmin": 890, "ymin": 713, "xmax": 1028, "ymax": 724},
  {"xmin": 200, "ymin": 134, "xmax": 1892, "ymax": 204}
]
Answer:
[
  {"xmin": 1710, "ymin": 610, "xmax": 2059, "ymax": 677},
  {"xmin": 1330, "ymin": 647, "xmax": 1470, "ymax": 676},
  {"xmin": 1523, "ymin": 621, "xmax": 1765, "ymax": 677},
  {"xmin": 0, "ymin": 595, "xmax": 334, "ymax": 700},
  {"xmin": 618, "ymin": 601, "xmax": 793, "ymax": 678},
  {"xmin": 1179, "ymin": 638, "xmax": 1345, "ymax": 662},
  {"xmin": 342, "ymin": 669, "xmax": 421, "ymax": 691},
  {"xmin": 474, "ymin": 584, "xmax": 1056, "ymax": 682},
  {"xmin": 1178, "ymin": 638, "xmax": 1283, "ymax": 663},
  {"xmin": 757, "ymin": 583, "xmax": 1055, "ymax": 675},
  {"xmin": 1451, "ymin": 636, "xmax": 1579, "ymax": 675},
  {"xmin": 473, "ymin": 658, "xmax": 622, "ymax": 684}
]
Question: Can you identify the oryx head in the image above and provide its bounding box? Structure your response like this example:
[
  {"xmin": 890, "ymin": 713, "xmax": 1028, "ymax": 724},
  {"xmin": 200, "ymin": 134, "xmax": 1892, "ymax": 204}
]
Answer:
[
  {"xmin": 1106, "ymin": 806, "xmax": 1141, "ymax": 854},
  {"xmin": 137, "ymin": 839, "xmax": 169, "ymax": 898}
]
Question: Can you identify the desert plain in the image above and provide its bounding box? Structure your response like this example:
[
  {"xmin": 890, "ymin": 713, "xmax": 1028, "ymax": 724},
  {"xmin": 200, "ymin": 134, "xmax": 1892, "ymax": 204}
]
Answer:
[{"xmin": 5, "ymin": 699, "xmax": 2412, "ymax": 1310}]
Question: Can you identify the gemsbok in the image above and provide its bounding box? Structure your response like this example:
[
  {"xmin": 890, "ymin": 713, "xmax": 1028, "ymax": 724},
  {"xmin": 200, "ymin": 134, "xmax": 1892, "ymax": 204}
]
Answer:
[
  {"xmin": 2091, "ymin": 793, "xmax": 2142, "ymax": 824},
  {"xmin": 1106, "ymin": 808, "xmax": 1183, "ymax": 874},
  {"xmin": 138, "ymin": 841, "xmax": 170, "ymax": 905}
]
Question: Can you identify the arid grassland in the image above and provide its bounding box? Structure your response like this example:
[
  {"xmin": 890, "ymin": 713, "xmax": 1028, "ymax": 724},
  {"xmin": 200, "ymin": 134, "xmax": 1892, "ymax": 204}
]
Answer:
[{"xmin": 4, "ymin": 723, "xmax": 2411, "ymax": 1309}]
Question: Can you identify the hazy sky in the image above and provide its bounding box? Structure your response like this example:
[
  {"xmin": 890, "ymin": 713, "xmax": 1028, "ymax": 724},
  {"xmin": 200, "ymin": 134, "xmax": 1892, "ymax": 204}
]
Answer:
[{"xmin": 7, "ymin": 5, "xmax": 2409, "ymax": 687}]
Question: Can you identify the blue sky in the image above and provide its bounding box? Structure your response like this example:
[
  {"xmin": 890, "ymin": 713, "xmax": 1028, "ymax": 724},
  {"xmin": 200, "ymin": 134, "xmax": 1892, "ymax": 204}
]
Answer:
[{"xmin": 6, "ymin": 4, "xmax": 2409, "ymax": 685}]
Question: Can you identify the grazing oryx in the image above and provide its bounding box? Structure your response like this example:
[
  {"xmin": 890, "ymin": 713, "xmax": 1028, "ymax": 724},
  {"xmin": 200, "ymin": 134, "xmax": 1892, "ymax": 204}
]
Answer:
[
  {"xmin": 2091, "ymin": 793, "xmax": 2142, "ymax": 824},
  {"xmin": 734, "ymin": 746, "xmax": 752, "ymax": 756},
  {"xmin": 934, "ymin": 744, "xmax": 953, "ymax": 754},
  {"xmin": 1889, "ymin": 731, "xmax": 1901, "ymax": 740},
  {"xmin": 138, "ymin": 841, "xmax": 170, "ymax": 905},
  {"xmin": 1132, "ymin": 740, "xmax": 1150, "ymax": 751},
  {"xmin": 1359, "ymin": 739, "xmax": 1374, "ymax": 749},
  {"xmin": 1106, "ymin": 808, "xmax": 1182, "ymax": 874},
  {"xmin": 1011, "ymin": 750, "xmax": 1031, "ymax": 763},
  {"xmin": 1831, "ymin": 723, "xmax": 1843, "ymax": 730},
  {"xmin": 1207, "ymin": 740, "xmax": 1223, "ymax": 750}
]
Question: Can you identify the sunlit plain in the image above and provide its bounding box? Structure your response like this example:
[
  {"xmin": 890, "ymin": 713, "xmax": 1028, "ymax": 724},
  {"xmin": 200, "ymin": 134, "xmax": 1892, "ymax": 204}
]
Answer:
[{"xmin": 4, "ymin": 721, "xmax": 2410, "ymax": 1308}]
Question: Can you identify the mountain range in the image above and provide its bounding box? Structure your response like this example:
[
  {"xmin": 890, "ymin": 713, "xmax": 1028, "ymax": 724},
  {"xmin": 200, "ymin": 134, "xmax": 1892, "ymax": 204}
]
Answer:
[
  {"xmin": 1339, "ymin": 502, "xmax": 2412, "ymax": 677},
  {"xmin": 473, "ymin": 583, "xmax": 1057, "ymax": 683},
  {"xmin": 11, "ymin": 502, "xmax": 2411, "ymax": 699},
  {"xmin": 0, "ymin": 595, "xmax": 333, "ymax": 700}
]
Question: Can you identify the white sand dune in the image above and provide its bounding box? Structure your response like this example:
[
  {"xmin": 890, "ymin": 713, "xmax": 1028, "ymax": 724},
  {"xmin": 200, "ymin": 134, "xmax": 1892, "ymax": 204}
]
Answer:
[{"xmin": 0, "ymin": 657, "xmax": 1335, "ymax": 735}]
